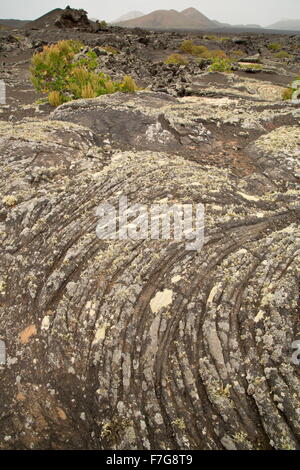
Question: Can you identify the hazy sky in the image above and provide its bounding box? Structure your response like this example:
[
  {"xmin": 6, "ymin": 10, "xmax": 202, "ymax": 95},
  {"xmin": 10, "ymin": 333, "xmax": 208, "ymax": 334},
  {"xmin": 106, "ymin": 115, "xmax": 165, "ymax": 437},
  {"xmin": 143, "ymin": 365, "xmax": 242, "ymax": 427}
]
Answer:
[{"xmin": 0, "ymin": 0, "xmax": 299, "ymax": 26}]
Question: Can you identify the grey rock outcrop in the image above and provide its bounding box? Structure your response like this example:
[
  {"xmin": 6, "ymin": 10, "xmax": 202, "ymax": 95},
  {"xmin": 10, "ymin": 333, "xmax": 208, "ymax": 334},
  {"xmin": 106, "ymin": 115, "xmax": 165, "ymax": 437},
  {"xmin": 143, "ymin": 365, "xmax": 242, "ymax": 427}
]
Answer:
[{"xmin": 0, "ymin": 90, "xmax": 299, "ymax": 449}]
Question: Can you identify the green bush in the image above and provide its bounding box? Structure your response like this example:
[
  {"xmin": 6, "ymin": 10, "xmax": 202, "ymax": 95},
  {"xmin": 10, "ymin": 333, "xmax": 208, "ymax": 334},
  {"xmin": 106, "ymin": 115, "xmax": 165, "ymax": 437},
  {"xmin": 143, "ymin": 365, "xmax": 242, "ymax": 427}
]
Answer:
[
  {"xmin": 180, "ymin": 40, "xmax": 207, "ymax": 56},
  {"xmin": 204, "ymin": 35, "xmax": 217, "ymax": 40},
  {"xmin": 209, "ymin": 58, "xmax": 233, "ymax": 73},
  {"xmin": 30, "ymin": 40, "xmax": 83, "ymax": 94},
  {"xmin": 275, "ymin": 51, "xmax": 291, "ymax": 59},
  {"xmin": 165, "ymin": 53, "xmax": 188, "ymax": 65},
  {"xmin": 30, "ymin": 39, "xmax": 138, "ymax": 106},
  {"xmin": 97, "ymin": 20, "xmax": 108, "ymax": 28},
  {"xmin": 179, "ymin": 39, "xmax": 227, "ymax": 60},
  {"xmin": 268, "ymin": 42, "xmax": 281, "ymax": 52},
  {"xmin": 180, "ymin": 39, "xmax": 196, "ymax": 54}
]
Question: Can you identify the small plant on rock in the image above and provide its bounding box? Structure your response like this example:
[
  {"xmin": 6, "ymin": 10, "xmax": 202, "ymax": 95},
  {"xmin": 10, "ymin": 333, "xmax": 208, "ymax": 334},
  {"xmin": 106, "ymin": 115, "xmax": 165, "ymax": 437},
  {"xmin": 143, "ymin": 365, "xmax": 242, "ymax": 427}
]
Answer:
[{"xmin": 209, "ymin": 57, "xmax": 233, "ymax": 73}]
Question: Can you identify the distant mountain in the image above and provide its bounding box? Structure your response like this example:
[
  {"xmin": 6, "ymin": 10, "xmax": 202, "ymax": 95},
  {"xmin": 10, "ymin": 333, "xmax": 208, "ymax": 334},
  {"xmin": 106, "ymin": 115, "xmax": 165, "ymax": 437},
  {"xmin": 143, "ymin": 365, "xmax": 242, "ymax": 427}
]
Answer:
[
  {"xmin": 267, "ymin": 19, "xmax": 300, "ymax": 31},
  {"xmin": 113, "ymin": 7, "xmax": 264, "ymax": 31},
  {"xmin": 2, "ymin": 7, "xmax": 297, "ymax": 33},
  {"xmin": 212, "ymin": 19, "xmax": 231, "ymax": 27},
  {"xmin": 181, "ymin": 7, "xmax": 214, "ymax": 28},
  {"xmin": 112, "ymin": 11, "xmax": 144, "ymax": 24},
  {"xmin": 114, "ymin": 7, "xmax": 216, "ymax": 30},
  {"xmin": 0, "ymin": 19, "xmax": 29, "ymax": 28}
]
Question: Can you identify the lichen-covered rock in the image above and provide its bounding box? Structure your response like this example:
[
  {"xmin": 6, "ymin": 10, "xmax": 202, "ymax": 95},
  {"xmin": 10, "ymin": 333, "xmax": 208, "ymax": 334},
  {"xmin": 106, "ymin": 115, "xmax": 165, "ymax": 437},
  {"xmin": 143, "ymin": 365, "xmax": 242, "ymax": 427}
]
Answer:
[
  {"xmin": 51, "ymin": 91, "xmax": 215, "ymax": 157},
  {"xmin": 0, "ymin": 110, "xmax": 299, "ymax": 449},
  {"xmin": 188, "ymin": 73, "xmax": 287, "ymax": 102},
  {"xmin": 51, "ymin": 90, "xmax": 300, "ymax": 162},
  {"xmin": 248, "ymin": 126, "xmax": 300, "ymax": 181}
]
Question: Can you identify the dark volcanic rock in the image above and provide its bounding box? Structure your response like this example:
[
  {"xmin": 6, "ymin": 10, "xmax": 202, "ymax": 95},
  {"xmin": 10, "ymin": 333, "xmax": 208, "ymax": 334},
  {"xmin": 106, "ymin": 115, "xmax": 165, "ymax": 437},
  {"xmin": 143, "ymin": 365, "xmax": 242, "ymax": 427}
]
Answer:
[
  {"xmin": 25, "ymin": 7, "xmax": 94, "ymax": 32},
  {"xmin": 0, "ymin": 115, "xmax": 299, "ymax": 450},
  {"xmin": 51, "ymin": 91, "xmax": 213, "ymax": 155},
  {"xmin": 54, "ymin": 7, "xmax": 91, "ymax": 30}
]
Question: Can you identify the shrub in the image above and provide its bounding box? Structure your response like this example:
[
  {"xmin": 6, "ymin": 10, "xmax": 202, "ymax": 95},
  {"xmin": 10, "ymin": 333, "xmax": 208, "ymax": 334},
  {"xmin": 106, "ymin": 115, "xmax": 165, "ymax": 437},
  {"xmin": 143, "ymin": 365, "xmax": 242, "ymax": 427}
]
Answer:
[
  {"xmin": 165, "ymin": 53, "xmax": 188, "ymax": 65},
  {"xmin": 67, "ymin": 67, "xmax": 137, "ymax": 99},
  {"xmin": 97, "ymin": 20, "xmax": 108, "ymax": 28},
  {"xmin": 179, "ymin": 40, "xmax": 207, "ymax": 56},
  {"xmin": 30, "ymin": 39, "xmax": 84, "ymax": 94},
  {"xmin": 180, "ymin": 39, "xmax": 196, "ymax": 54},
  {"xmin": 30, "ymin": 40, "xmax": 138, "ymax": 106},
  {"xmin": 204, "ymin": 35, "xmax": 217, "ymax": 40},
  {"xmin": 179, "ymin": 40, "xmax": 227, "ymax": 60},
  {"xmin": 75, "ymin": 49, "xmax": 99, "ymax": 70},
  {"xmin": 194, "ymin": 45, "xmax": 210, "ymax": 56},
  {"xmin": 275, "ymin": 51, "xmax": 291, "ymax": 59},
  {"xmin": 209, "ymin": 58, "xmax": 233, "ymax": 73},
  {"xmin": 268, "ymin": 42, "xmax": 281, "ymax": 52}
]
